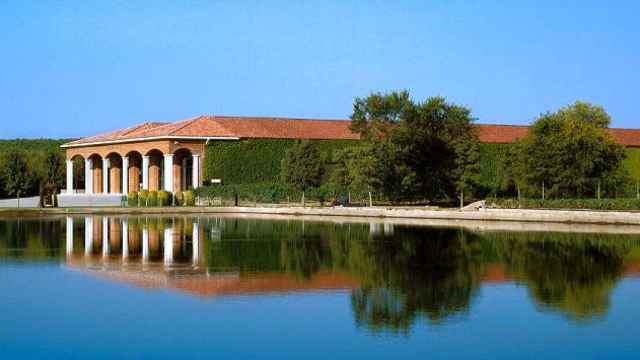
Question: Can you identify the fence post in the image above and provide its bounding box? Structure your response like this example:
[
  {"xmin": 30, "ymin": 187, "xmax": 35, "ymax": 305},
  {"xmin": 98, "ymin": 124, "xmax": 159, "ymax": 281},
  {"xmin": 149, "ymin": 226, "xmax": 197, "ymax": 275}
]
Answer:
[
  {"xmin": 542, "ymin": 181, "xmax": 545, "ymax": 201},
  {"xmin": 597, "ymin": 180, "xmax": 601, "ymax": 200}
]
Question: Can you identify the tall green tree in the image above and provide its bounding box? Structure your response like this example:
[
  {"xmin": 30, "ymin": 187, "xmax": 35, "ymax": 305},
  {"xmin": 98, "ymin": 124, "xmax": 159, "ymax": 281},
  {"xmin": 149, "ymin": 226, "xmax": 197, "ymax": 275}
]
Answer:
[
  {"xmin": 350, "ymin": 91, "xmax": 479, "ymax": 202},
  {"xmin": 281, "ymin": 141, "xmax": 324, "ymax": 206},
  {"xmin": 332, "ymin": 145, "xmax": 381, "ymax": 206},
  {"xmin": 509, "ymin": 101, "xmax": 626, "ymax": 198},
  {"xmin": 2, "ymin": 150, "xmax": 31, "ymax": 206},
  {"xmin": 453, "ymin": 135, "xmax": 481, "ymax": 208}
]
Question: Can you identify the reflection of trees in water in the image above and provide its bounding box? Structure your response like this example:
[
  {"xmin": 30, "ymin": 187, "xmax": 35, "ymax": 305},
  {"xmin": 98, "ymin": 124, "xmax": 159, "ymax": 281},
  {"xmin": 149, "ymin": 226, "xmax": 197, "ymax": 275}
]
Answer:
[
  {"xmin": 0, "ymin": 219, "xmax": 63, "ymax": 259},
  {"xmin": 348, "ymin": 228, "xmax": 485, "ymax": 333},
  {"xmin": 2, "ymin": 216, "xmax": 640, "ymax": 328},
  {"xmin": 489, "ymin": 232, "xmax": 634, "ymax": 322}
]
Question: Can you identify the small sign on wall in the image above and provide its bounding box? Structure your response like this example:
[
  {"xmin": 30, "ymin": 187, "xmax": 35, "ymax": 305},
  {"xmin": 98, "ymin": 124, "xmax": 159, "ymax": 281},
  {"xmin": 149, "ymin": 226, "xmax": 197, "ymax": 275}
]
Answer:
[{"xmin": 210, "ymin": 179, "xmax": 222, "ymax": 184}]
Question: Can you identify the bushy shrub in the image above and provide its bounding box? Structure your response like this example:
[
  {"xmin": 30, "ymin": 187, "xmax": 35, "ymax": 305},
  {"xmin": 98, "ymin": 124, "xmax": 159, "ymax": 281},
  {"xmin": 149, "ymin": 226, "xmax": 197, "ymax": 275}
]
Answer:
[
  {"xmin": 147, "ymin": 191, "xmax": 158, "ymax": 207},
  {"xmin": 175, "ymin": 191, "xmax": 184, "ymax": 206},
  {"xmin": 138, "ymin": 190, "xmax": 149, "ymax": 207},
  {"xmin": 183, "ymin": 190, "xmax": 195, "ymax": 206},
  {"xmin": 158, "ymin": 190, "xmax": 172, "ymax": 206},
  {"xmin": 490, "ymin": 198, "xmax": 640, "ymax": 211},
  {"xmin": 127, "ymin": 191, "xmax": 138, "ymax": 206}
]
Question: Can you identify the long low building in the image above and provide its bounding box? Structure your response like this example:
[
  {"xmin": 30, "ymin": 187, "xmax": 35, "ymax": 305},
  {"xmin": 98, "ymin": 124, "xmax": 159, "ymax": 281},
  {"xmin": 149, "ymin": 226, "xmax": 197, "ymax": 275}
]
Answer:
[{"xmin": 61, "ymin": 115, "xmax": 640, "ymax": 197}]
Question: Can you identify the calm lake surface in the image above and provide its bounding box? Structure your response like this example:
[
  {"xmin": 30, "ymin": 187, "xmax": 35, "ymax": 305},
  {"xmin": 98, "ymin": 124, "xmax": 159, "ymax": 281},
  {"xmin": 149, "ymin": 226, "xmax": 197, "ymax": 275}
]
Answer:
[{"xmin": 1, "ymin": 215, "xmax": 640, "ymax": 359}]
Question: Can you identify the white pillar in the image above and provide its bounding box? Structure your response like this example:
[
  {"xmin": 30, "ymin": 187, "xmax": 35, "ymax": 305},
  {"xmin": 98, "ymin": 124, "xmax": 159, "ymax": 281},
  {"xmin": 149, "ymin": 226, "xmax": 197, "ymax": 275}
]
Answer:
[
  {"xmin": 164, "ymin": 226, "xmax": 174, "ymax": 265},
  {"xmin": 102, "ymin": 217, "xmax": 109, "ymax": 257},
  {"xmin": 66, "ymin": 216, "xmax": 74, "ymax": 256},
  {"xmin": 192, "ymin": 154, "xmax": 200, "ymax": 189},
  {"xmin": 142, "ymin": 227, "xmax": 149, "ymax": 262},
  {"xmin": 84, "ymin": 217, "xmax": 94, "ymax": 256},
  {"xmin": 192, "ymin": 219, "xmax": 200, "ymax": 265},
  {"xmin": 122, "ymin": 156, "xmax": 129, "ymax": 195},
  {"xmin": 164, "ymin": 154, "xmax": 174, "ymax": 192},
  {"xmin": 122, "ymin": 219, "xmax": 129, "ymax": 260},
  {"xmin": 85, "ymin": 158, "xmax": 93, "ymax": 194},
  {"xmin": 142, "ymin": 156, "xmax": 150, "ymax": 190},
  {"xmin": 102, "ymin": 158, "xmax": 110, "ymax": 194},
  {"xmin": 182, "ymin": 157, "xmax": 187, "ymax": 191},
  {"xmin": 66, "ymin": 160, "xmax": 74, "ymax": 194}
]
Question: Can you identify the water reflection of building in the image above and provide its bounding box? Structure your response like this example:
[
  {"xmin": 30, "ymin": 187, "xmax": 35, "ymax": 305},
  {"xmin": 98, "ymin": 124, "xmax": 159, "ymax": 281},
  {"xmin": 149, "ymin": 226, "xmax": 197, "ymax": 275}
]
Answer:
[{"xmin": 65, "ymin": 216, "xmax": 203, "ymax": 266}]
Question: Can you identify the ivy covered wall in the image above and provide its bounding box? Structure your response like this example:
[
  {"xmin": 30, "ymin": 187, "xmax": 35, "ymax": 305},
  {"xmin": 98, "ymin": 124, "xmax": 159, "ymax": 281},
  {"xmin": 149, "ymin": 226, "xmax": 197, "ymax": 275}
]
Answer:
[
  {"xmin": 203, "ymin": 139, "xmax": 358, "ymax": 184},
  {"xmin": 203, "ymin": 139, "xmax": 640, "ymax": 196}
]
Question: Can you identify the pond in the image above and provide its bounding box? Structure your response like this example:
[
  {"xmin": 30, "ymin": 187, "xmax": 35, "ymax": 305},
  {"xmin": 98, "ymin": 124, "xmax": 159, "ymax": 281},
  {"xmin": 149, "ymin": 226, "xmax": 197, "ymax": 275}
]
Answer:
[{"xmin": 1, "ymin": 215, "xmax": 640, "ymax": 359}]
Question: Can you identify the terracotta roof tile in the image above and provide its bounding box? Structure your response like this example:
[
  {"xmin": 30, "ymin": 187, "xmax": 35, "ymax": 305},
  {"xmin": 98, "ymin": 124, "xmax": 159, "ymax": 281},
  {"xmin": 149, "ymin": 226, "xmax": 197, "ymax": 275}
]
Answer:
[{"xmin": 63, "ymin": 116, "xmax": 640, "ymax": 147}]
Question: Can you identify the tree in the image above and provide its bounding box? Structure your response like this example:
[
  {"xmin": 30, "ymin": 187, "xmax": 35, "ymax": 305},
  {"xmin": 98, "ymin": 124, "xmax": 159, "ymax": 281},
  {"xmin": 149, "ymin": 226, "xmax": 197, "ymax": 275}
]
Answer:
[
  {"xmin": 453, "ymin": 135, "xmax": 481, "ymax": 208},
  {"xmin": 281, "ymin": 141, "xmax": 324, "ymax": 206},
  {"xmin": 39, "ymin": 150, "xmax": 65, "ymax": 207},
  {"xmin": 2, "ymin": 150, "xmax": 31, "ymax": 206},
  {"xmin": 351, "ymin": 92, "xmax": 479, "ymax": 203},
  {"xmin": 509, "ymin": 101, "xmax": 626, "ymax": 198},
  {"xmin": 332, "ymin": 145, "xmax": 382, "ymax": 206}
]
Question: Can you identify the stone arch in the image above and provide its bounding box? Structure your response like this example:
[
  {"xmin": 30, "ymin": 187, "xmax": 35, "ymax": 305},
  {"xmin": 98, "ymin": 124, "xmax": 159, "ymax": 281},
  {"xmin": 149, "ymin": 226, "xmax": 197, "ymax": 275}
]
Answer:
[
  {"xmin": 70, "ymin": 154, "xmax": 86, "ymax": 192},
  {"xmin": 145, "ymin": 149, "xmax": 164, "ymax": 191},
  {"xmin": 105, "ymin": 152, "xmax": 123, "ymax": 194},
  {"xmin": 173, "ymin": 148, "xmax": 193, "ymax": 192},
  {"xmin": 87, "ymin": 154, "xmax": 103, "ymax": 193},
  {"xmin": 126, "ymin": 151, "xmax": 143, "ymax": 192}
]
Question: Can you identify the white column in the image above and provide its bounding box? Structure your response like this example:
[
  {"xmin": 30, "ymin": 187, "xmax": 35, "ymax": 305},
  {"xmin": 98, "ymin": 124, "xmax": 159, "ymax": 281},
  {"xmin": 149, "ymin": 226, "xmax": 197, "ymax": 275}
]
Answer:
[
  {"xmin": 102, "ymin": 158, "xmax": 110, "ymax": 194},
  {"xmin": 84, "ymin": 217, "xmax": 94, "ymax": 256},
  {"xmin": 142, "ymin": 227, "xmax": 149, "ymax": 262},
  {"xmin": 192, "ymin": 154, "xmax": 200, "ymax": 189},
  {"xmin": 164, "ymin": 154, "xmax": 174, "ymax": 192},
  {"xmin": 102, "ymin": 217, "xmax": 109, "ymax": 257},
  {"xmin": 66, "ymin": 216, "xmax": 74, "ymax": 256},
  {"xmin": 122, "ymin": 156, "xmax": 129, "ymax": 195},
  {"xmin": 66, "ymin": 160, "xmax": 74, "ymax": 194},
  {"xmin": 192, "ymin": 219, "xmax": 200, "ymax": 265},
  {"xmin": 85, "ymin": 158, "xmax": 93, "ymax": 194},
  {"xmin": 182, "ymin": 157, "xmax": 187, "ymax": 191},
  {"xmin": 164, "ymin": 226, "xmax": 174, "ymax": 265},
  {"xmin": 122, "ymin": 219, "xmax": 129, "ymax": 260},
  {"xmin": 142, "ymin": 156, "xmax": 150, "ymax": 190}
]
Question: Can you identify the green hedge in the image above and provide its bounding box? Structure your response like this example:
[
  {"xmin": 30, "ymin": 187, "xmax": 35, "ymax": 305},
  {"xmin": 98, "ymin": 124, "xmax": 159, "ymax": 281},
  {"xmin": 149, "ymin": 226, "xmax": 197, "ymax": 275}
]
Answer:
[
  {"xmin": 204, "ymin": 139, "xmax": 358, "ymax": 184},
  {"xmin": 490, "ymin": 198, "xmax": 640, "ymax": 211},
  {"xmin": 195, "ymin": 182, "xmax": 374, "ymax": 205}
]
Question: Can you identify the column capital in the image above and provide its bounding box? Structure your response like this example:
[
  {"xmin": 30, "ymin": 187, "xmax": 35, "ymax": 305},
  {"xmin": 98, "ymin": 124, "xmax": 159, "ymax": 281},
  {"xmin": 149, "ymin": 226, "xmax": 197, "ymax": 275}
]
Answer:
[{"xmin": 164, "ymin": 153, "xmax": 174, "ymax": 158}]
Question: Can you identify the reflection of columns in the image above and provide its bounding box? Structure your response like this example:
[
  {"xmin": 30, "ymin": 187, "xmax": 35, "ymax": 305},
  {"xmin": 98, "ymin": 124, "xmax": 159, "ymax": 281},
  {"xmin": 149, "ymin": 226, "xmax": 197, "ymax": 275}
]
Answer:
[
  {"xmin": 164, "ymin": 226, "xmax": 174, "ymax": 265},
  {"xmin": 122, "ymin": 219, "xmax": 129, "ymax": 260},
  {"xmin": 142, "ymin": 227, "xmax": 149, "ymax": 262},
  {"xmin": 192, "ymin": 154, "xmax": 200, "ymax": 189},
  {"xmin": 84, "ymin": 217, "xmax": 94, "ymax": 255},
  {"xmin": 122, "ymin": 156, "xmax": 129, "ymax": 195},
  {"xmin": 142, "ymin": 156, "xmax": 150, "ymax": 190},
  {"xmin": 66, "ymin": 160, "xmax": 73, "ymax": 194},
  {"xmin": 192, "ymin": 219, "xmax": 200, "ymax": 264},
  {"xmin": 102, "ymin": 217, "xmax": 109, "ymax": 256},
  {"xmin": 164, "ymin": 154, "xmax": 174, "ymax": 192},
  {"xmin": 66, "ymin": 216, "xmax": 73, "ymax": 255},
  {"xmin": 102, "ymin": 158, "xmax": 110, "ymax": 194},
  {"xmin": 85, "ymin": 158, "xmax": 93, "ymax": 194}
]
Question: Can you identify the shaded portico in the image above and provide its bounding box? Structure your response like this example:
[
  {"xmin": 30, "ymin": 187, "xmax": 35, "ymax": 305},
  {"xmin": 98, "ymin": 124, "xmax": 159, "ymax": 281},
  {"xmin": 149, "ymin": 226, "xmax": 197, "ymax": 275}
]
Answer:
[{"xmin": 63, "ymin": 139, "xmax": 203, "ymax": 196}]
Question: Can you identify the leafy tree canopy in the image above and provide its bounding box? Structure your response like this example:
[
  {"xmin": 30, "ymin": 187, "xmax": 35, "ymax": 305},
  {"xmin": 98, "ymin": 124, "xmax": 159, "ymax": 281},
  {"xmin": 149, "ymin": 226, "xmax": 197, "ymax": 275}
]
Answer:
[
  {"xmin": 280, "ymin": 140, "xmax": 325, "ymax": 193},
  {"xmin": 507, "ymin": 101, "xmax": 626, "ymax": 198}
]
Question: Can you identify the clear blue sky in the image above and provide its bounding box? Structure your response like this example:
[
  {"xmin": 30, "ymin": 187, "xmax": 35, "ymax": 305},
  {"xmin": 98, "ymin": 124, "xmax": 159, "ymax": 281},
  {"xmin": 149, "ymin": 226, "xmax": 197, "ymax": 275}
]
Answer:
[{"xmin": 1, "ymin": 0, "xmax": 639, "ymax": 139}]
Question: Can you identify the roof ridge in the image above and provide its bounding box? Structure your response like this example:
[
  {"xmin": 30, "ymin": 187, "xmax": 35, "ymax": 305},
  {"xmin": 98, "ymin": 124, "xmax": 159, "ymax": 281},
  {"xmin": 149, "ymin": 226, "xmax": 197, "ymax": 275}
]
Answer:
[{"xmin": 167, "ymin": 116, "xmax": 205, "ymax": 136}]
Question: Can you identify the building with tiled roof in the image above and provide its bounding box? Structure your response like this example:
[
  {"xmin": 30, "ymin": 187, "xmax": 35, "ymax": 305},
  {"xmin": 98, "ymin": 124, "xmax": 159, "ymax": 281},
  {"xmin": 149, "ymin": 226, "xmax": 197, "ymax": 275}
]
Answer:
[{"xmin": 60, "ymin": 115, "xmax": 640, "ymax": 200}]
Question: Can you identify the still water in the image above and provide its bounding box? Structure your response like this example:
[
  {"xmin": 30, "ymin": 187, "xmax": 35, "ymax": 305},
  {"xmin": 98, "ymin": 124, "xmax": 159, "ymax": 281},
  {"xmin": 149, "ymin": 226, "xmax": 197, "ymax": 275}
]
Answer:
[{"xmin": 1, "ymin": 215, "xmax": 640, "ymax": 359}]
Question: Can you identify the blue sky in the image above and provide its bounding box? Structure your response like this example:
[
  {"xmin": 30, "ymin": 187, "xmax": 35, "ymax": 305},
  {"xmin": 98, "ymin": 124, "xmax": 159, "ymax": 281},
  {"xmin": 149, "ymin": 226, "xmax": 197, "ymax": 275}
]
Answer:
[{"xmin": 1, "ymin": 0, "xmax": 638, "ymax": 139}]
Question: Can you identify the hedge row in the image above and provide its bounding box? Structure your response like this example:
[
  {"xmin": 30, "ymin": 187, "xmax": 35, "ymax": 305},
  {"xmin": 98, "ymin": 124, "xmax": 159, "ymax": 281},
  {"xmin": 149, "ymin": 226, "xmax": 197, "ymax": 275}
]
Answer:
[
  {"xmin": 203, "ymin": 139, "xmax": 359, "ymax": 184},
  {"xmin": 127, "ymin": 190, "xmax": 195, "ymax": 207},
  {"xmin": 490, "ymin": 198, "xmax": 640, "ymax": 211},
  {"xmin": 194, "ymin": 182, "xmax": 375, "ymax": 205}
]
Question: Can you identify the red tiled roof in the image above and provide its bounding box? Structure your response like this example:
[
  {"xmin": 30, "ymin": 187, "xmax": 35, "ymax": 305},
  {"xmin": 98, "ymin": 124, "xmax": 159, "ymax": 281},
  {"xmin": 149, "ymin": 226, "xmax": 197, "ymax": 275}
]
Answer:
[{"xmin": 62, "ymin": 116, "xmax": 640, "ymax": 147}]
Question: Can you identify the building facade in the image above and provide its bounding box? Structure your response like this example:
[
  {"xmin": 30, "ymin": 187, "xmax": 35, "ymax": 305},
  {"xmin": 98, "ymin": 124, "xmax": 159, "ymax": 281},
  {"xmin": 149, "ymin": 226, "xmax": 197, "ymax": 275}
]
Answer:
[{"xmin": 61, "ymin": 115, "xmax": 640, "ymax": 196}]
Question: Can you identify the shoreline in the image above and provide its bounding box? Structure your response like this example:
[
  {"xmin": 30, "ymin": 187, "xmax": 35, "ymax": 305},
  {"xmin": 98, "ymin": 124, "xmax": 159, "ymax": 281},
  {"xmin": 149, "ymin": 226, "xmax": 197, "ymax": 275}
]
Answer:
[{"xmin": 3, "ymin": 205, "xmax": 640, "ymax": 226}]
